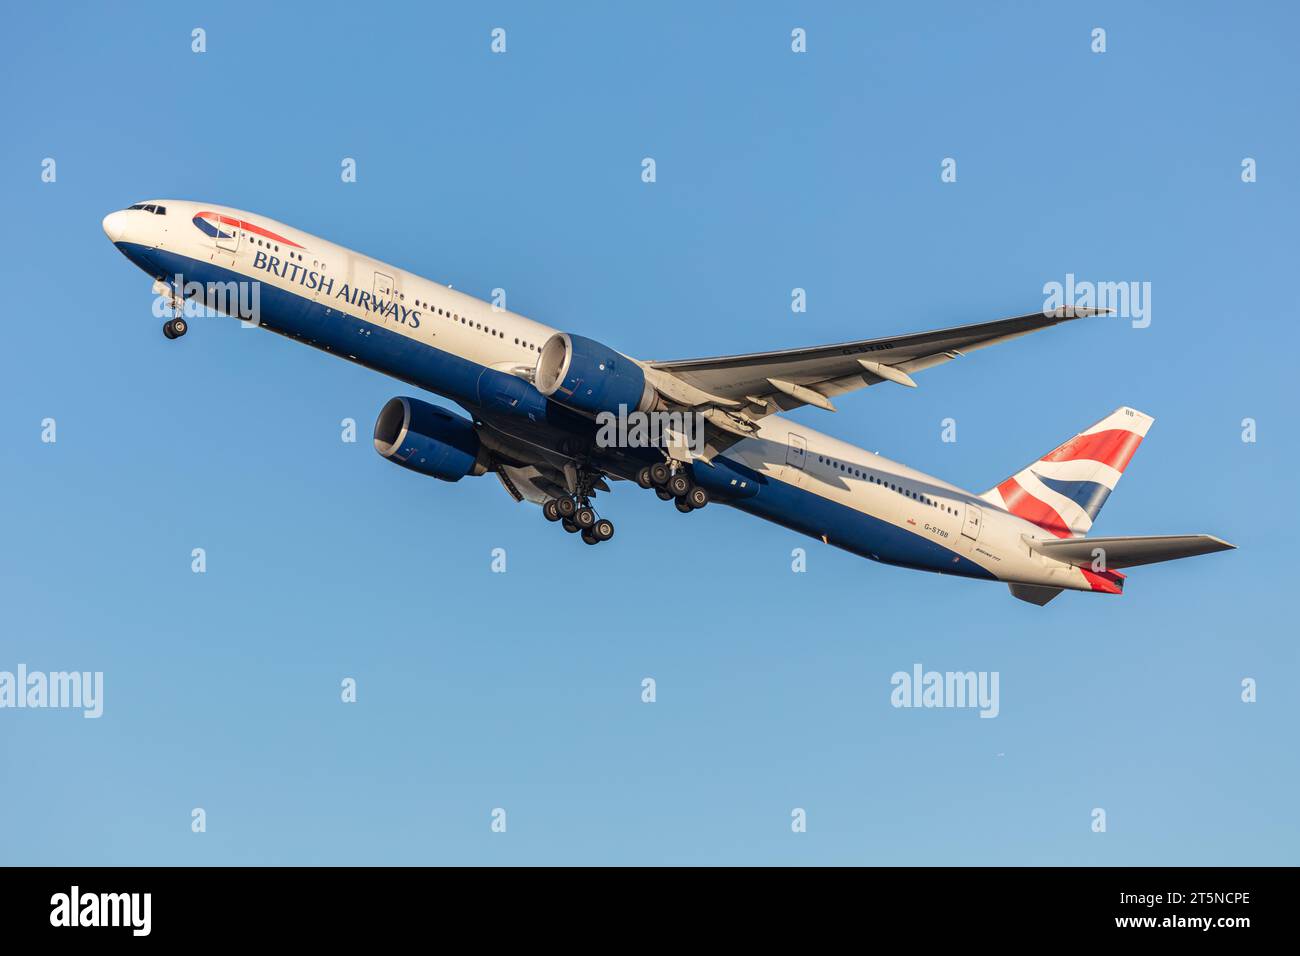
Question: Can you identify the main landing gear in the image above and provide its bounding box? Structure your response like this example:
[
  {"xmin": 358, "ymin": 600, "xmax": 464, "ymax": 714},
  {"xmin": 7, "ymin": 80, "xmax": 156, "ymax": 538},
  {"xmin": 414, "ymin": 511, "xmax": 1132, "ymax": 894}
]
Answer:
[
  {"xmin": 541, "ymin": 460, "xmax": 707, "ymax": 547},
  {"xmin": 543, "ymin": 496, "xmax": 615, "ymax": 545},
  {"xmin": 162, "ymin": 317, "xmax": 188, "ymax": 339},
  {"xmin": 636, "ymin": 463, "xmax": 709, "ymax": 513}
]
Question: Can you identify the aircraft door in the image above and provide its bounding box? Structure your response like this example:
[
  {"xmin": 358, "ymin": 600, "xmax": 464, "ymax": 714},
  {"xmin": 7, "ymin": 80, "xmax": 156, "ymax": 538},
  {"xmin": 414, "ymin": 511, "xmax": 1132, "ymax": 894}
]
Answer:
[
  {"xmin": 782, "ymin": 433, "xmax": 808, "ymax": 484},
  {"xmin": 373, "ymin": 272, "xmax": 395, "ymax": 322},
  {"xmin": 962, "ymin": 503, "xmax": 983, "ymax": 541},
  {"xmin": 215, "ymin": 215, "xmax": 240, "ymax": 254}
]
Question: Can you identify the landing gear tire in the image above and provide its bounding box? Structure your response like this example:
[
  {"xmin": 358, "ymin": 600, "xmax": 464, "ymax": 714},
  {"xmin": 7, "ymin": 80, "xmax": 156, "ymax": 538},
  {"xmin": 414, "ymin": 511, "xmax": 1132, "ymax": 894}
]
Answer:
[
  {"xmin": 686, "ymin": 485, "xmax": 709, "ymax": 509},
  {"xmin": 667, "ymin": 473, "xmax": 691, "ymax": 497},
  {"xmin": 543, "ymin": 499, "xmax": 561, "ymax": 522},
  {"xmin": 636, "ymin": 466, "xmax": 655, "ymax": 489},
  {"xmin": 556, "ymin": 497, "xmax": 577, "ymax": 519},
  {"xmin": 574, "ymin": 506, "xmax": 597, "ymax": 530},
  {"xmin": 593, "ymin": 518, "xmax": 615, "ymax": 542},
  {"xmin": 674, "ymin": 497, "xmax": 694, "ymax": 514},
  {"xmin": 581, "ymin": 529, "xmax": 600, "ymax": 545},
  {"xmin": 655, "ymin": 487, "xmax": 674, "ymax": 501},
  {"xmin": 163, "ymin": 317, "xmax": 187, "ymax": 338},
  {"xmin": 561, "ymin": 517, "xmax": 580, "ymax": 533},
  {"xmin": 649, "ymin": 462, "xmax": 671, "ymax": 486}
]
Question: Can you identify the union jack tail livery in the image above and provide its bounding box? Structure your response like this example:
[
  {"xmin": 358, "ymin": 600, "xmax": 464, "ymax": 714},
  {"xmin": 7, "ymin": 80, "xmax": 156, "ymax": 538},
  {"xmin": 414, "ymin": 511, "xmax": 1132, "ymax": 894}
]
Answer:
[{"xmin": 981, "ymin": 407, "xmax": 1152, "ymax": 539}]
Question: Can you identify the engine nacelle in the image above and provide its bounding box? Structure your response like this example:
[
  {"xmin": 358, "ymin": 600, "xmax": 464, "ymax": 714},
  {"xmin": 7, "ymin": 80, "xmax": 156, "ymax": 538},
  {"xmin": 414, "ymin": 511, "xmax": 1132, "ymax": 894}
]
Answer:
[
  {"xmin": 373, "ymin": 397, "xmax": 487, "ymax": 482},
  {"xmin": 534, "ymin": 333, "xmax": 656, "ymax": 417}
]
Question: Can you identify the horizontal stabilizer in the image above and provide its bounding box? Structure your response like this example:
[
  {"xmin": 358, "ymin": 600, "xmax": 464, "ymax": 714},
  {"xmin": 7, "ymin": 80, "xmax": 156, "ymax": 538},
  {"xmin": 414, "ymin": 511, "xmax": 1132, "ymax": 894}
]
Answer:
[{"xmin": 1026, "ymin": 534, "xmax": 1235, "ymax": 570}]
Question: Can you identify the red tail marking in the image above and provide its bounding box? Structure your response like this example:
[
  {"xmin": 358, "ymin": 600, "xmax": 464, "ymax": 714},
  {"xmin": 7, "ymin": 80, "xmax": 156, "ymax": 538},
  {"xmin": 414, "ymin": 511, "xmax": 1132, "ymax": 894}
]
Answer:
[
  {"xmin": 997, "ymin": 478, "xmax": 1072, "ymax": 538},
  {"xmin": 1080, "ymin": 567, "xmax": 1125, "ymax": 594},
  {"xmin": 1041, "ymin": 429, "xmax": 1143, "ymax": 473}
]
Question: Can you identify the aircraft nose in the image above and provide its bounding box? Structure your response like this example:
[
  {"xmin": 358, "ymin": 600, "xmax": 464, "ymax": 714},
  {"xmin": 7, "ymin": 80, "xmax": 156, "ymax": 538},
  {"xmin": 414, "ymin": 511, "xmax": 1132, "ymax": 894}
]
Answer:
[{"xmin": 102, "ymin": 210, "xmax": 128, "ymax": 243}]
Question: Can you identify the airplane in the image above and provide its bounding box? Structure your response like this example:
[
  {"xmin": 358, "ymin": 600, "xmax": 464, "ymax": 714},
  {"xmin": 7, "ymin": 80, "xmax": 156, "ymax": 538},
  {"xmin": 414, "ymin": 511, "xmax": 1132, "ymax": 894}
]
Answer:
[{"xmin": 101, "ymin": 200, "xmax": 1234, "ymax": 605}]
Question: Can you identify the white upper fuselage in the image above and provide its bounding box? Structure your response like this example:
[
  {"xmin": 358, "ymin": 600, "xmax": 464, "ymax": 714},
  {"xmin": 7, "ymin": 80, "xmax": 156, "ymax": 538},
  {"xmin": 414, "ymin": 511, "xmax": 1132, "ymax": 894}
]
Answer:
[{"xmin": 102, "ymin": 199, "xmax": 1099, "ymax": 593}]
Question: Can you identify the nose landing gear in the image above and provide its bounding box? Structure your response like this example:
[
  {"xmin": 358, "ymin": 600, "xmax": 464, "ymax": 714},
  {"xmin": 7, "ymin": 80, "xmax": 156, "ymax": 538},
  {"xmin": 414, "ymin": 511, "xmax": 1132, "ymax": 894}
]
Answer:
[{"xmin": 155, "ymin": 279, "xmax": 189, "ymax": 339}]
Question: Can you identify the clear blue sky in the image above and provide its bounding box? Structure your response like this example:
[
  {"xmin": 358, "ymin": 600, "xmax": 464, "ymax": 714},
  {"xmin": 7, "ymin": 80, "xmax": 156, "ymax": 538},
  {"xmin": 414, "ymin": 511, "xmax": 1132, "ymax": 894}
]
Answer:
[{"xmin": 2, "ymin": 1, "xmax": 1296, "ymax": 865}]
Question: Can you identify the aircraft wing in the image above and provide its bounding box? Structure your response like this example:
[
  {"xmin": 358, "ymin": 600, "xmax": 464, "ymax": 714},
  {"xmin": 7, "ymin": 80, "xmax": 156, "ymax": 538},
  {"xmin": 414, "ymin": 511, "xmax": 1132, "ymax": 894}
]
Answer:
[{"xmin": 645, "ymin": 307, "xmax": 1109, "ymax": 418}]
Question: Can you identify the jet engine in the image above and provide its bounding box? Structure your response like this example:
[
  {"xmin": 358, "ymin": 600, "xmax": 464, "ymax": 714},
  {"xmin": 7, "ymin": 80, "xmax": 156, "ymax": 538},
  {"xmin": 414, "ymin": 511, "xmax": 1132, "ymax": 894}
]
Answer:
[
  {"xmin": 373, "ymin": 397, "xmax": 488, "ymax": 482},
  {"xmin": 534, "ymin": 333, "xmax": 657, "ymax": 417}
]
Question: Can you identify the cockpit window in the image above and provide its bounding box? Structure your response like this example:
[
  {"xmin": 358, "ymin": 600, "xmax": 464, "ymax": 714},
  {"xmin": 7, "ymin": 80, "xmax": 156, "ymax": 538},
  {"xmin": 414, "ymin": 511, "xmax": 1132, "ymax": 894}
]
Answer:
[
  {"xmin": 127, "ymin": 203, "xmax": 148, "ymax": 210},
  {"xmin": 126, "ymin": 203, "xmax": 167, "ymax": 215}
]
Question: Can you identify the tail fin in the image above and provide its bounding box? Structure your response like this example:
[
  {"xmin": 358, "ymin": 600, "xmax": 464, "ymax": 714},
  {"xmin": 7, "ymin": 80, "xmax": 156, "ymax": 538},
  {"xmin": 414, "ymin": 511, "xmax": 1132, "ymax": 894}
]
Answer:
[{"xmin": 980, "ymin": 406, "xmax": 1153, "ymax": 538}]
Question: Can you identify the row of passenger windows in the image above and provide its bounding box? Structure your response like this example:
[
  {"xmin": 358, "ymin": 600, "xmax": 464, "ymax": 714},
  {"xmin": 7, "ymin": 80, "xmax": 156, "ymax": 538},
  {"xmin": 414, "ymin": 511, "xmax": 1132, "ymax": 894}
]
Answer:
[
  {"xmin": 403, "ymin": 297, "xmax": 540, "ymax": 349},
  {"xmin": 817, "ymin": 455, "xmax": 960, "ymax": 516},
  {"xmin": 233, "ymin": 230, "xmax": 302, "ymax": 261},
  {"xmin": 409, "ymin": 297, "xmax": 514, "ymax": 340}
]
